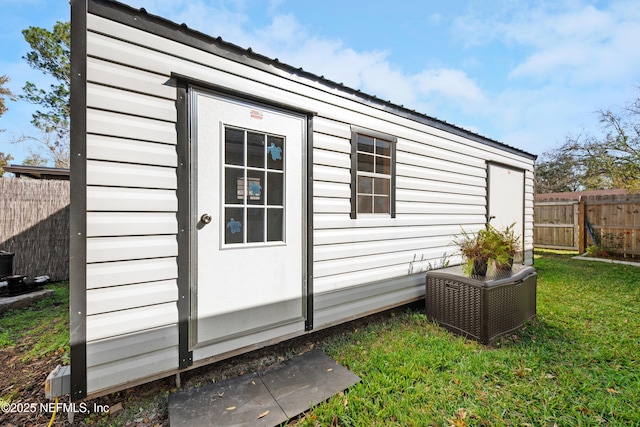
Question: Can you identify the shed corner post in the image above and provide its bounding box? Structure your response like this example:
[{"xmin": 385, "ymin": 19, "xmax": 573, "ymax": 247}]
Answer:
[
  {"xmin": 69, "ymin": 0, "xmax": 89, "ymax": 401},
  {"xmin": 305, "ymin": 113, "xmax": 315, "ymax": 331},
  {"xmin": 175, "ymin": 78, "xmax": 193, "ymax": 369}
]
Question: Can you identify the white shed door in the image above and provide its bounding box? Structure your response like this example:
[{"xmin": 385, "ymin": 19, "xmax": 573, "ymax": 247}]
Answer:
[
  {"xmin": 487, "ymin": 163, "xmax": 524, "ymax": 261},
  {"xmin": 192, "ymin": 91, "xmax": 305, "ymax": 346}
]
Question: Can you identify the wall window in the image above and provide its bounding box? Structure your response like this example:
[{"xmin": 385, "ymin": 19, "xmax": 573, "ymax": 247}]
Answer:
[{"xmin": 351, "ymin": 128, "xmax": 396, "ymax": 218}]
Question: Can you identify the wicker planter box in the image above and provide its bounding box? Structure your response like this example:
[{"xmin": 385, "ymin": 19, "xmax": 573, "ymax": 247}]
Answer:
[{"xmin": 425, "ymin": 264, "xmax": 537, "ymax": 345}]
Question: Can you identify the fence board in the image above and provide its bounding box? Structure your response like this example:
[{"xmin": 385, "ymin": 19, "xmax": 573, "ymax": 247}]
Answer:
[
  {"xmin": 0, "ymin": 178, "xmax": 70, "ymax": 281},
  {"xmin": 584, "ymin": 194, "xmax": 640, "ymax": 257},
  {"xmin": 533, "ymin": 200, "xmax": 579, "ymax": 250},
  {"xmin": 534, "ymin": 193, "xmax": 640, "ymax": 257}
]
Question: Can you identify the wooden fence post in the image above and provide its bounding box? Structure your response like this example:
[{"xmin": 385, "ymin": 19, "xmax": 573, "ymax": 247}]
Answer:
[{"xmin": 578, "ymin": 196, "xmax": 586, "ymax": 254}]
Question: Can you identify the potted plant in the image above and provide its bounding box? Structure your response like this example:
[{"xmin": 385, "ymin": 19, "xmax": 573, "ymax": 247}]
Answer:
[
  {"xmin": 453, "ymin": 227, "xmax": 492, "ymax": 276},
  {"xmin": 487, "ymin": 223, "xmax": 520, "ymax": 271}
]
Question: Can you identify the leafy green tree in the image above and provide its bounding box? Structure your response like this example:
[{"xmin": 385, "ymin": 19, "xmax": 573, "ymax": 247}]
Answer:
[
  {"xmin": 537, "ymin": 89, "xmax": 640, "ymax": 193},
  {"xmin": 16, "ymin": 21, "xmax": 70, "ymax": 168}
]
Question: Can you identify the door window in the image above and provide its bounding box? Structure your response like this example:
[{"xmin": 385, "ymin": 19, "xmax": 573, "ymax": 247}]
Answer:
[{"xmin": 223, "ymin": 126, "xmax": 285, "ymax": 245}]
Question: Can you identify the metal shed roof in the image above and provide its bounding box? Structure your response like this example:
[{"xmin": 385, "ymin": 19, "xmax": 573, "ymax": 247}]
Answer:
[{"xmin": 92, "ymin": 0, "xmax": 536, "ymax": 161}]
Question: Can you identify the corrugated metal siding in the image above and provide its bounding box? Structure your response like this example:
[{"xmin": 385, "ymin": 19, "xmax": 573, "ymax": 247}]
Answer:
[
  {"xmin": 85, "ymin": 12, "xmax": 181, "ymax": 394},
  {"xmin": 86, "ymin": 326, "xmax": 179, "ymax": 393},
  {"xmin": 82, "ymin": 4, "xmax": 535, "ymax": 395},
  {"xmin": 312, "ymin": 118, "xmax": 475, "ymax": 294},
  {"xmin": 311, "ymin": 115, "xmax": 533, "ymax": 326},
  {"xmin": 314, "ymin": 275, "xmax": 426, "ymax": 329},
  {"xmin": 524, "ymin": 170, "xmax": 536, "ymax": 265}
]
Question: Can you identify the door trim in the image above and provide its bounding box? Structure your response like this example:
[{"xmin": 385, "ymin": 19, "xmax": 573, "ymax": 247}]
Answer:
[
  {"xmin": 176, "ymin": 81, "xmax": 314, "ymax": 366},
  {"xmin": 176, "ymin": 81, "xmax": 193, "ymax": 369}
]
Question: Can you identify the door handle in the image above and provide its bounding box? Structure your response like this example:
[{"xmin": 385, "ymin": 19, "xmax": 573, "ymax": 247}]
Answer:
[{"xmin": 200, "ymin": 213, "xmax": 212, "ymax": 224}]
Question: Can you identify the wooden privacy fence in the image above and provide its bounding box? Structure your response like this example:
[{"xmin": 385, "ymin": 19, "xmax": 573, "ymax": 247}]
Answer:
[
  {"xmin": 0, "ymin": 178, "xmax": 70, "ymax": 281},
  {"xmin": 534, "ymin": 200, "xmax": 581, "ymax": 251},
  {"xmin": 534, "ymin": 194, "xmax": 640, "ymax": 257}
]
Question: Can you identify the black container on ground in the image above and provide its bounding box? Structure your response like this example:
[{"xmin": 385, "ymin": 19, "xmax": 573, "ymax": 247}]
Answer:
[
  {"xmin": 0, "ymin": 275, "xmax": 50, "ymax": 296},
  {"xmin": 0, "ymin": 251, "xmax": 14, "ymax": 278}
]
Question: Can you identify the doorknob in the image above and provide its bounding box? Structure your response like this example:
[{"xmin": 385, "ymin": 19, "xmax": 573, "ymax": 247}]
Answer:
[{"xmin": 200, "ymin": 213, "xmax": 212, "ymax": 224}]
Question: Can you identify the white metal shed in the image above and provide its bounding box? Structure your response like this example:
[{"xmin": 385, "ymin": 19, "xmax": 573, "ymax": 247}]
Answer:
[{"xmin": 69, "ymin": 0, "xmax": 536, "ymax": 400}]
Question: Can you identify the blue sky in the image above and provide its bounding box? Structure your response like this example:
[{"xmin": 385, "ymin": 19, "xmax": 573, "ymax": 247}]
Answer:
[{"xmin": 1, "ymin": 0, "xmax": 639, "ymax": 164}]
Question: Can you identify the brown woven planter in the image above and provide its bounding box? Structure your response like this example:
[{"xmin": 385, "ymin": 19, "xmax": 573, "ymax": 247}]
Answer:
[{"xmin": 425, "ymin": 264, "xmax": 537, "ymax": 345}]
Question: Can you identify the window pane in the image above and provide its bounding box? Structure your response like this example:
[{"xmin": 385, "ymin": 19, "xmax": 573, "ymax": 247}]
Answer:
[
  {"xmin": 267, "ymin": 136, "xmax": 285, "ymax": 170},
  {"xmin": 225, "ymin": 128, "xmax": 244, "ymax": 166},
  {"xmin": 247, "ymin": 208, "xmax": 264, "ymax": 243},
  {"xmin": 374, "ymin": 196, "xmax": 390, "ymax": 214},
  {"xmin": 225, "ymin": 208, "xmax": 244, "ymax": 244},
  {"xmin": 376, "ymin": 139, "xmax": 391, "ymax": 157},
  {"xmin": 225, "ymin": 167, "xmax": 244, "ymax": 204},
  {"xmin": 247, "ymin": 132, "xmax": 265, "ymax": 168},
  {"xmin": 358, "ymin": 195, "xmax": 373, "ymax": 213},
  {"xmin": 375, "ymin": 156, "xmax": 390, "ymax": 175},
  {"xmin": 267, "ymin": 172, "xmax": 283, "ymax": 206},
  {"xmin": 358, "ymin": 176, "xmax": 373, "ymax": 194},
  {"xmin": 247, "ymin": 170, "xmax": 264, "ymax": 205},
  {"xmin": 374, "ymin": 178, "xmax": 390, "ymax": 195},
  {"xmin": 357, "ymin": 135, "xmax": 374, "ymax": 153},
  {"xmin": 267, "ymin": 208, "xmax": 284, "ymax": 242},
  {"xmin": 358, "ymin": 153, "xmax": 375, "ymax": 173}
]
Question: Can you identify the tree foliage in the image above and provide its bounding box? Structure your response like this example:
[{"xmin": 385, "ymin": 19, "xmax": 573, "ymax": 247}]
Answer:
[
  {"xmin": 17, "ymin": 21, "xmax": 70, "ymax": 168},
  {"xmin": 0, "ymin": 75, "xmax": 12, "ymax": 121},
  {"xmin": 0, "ymin": 152, "xmax": 14, "ymax": 177},
  {"xmin": 536, "ymin": 90, "xmax": 640, "ymax": 193},
  {"xmin": 535, "ymin": 144, "xmax": 584, "ymax": 193},
  {"xmin": 22, "ymin": 151, "xmax": 50, "ymax": 167},
  {"xmin": 1, "ymin": 75, "xmax": 14, "ymax": 176}
]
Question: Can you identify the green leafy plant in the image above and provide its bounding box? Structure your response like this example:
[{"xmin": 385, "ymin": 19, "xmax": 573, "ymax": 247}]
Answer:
[
  {"xmin": 486, "ymin": 223, "xmax": 521, "ymax": 271},
  {"xmin": 453, "ymin": 227, "xmax": 492, "ymax": 276},
  {"xmin": 587, "ymin": 231, "xmax": 627, "ymax": 259},
  {"xmin": 586, "ymin": 244, "xmax": 604, "ymax": 257},
  {"xmin": 454, "ymin": 224, "xmax": 521, "ymax": 276}
]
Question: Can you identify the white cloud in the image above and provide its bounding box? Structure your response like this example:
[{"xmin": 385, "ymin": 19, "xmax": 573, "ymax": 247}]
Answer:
[
  {"xmin": 445, "ymin": 0, "xmax": 640, "ymax": 153},
  {"xmin": 429, "ymin": 13, "xmax": 442, "ymax": 24},
  {"xmin": 453, "ymin": 1, "xmax": 640, "ymax": 87},
  {"xmin": 127, "ymin": 0, "xmax": 487, "ymax": 112},
  {"xmin": 414, "ymin": 69, "xmax": 485, "ymax": 104},
  {"xmin": 508, "ymin": 4, "xmax": 640, "ymax": 85}
]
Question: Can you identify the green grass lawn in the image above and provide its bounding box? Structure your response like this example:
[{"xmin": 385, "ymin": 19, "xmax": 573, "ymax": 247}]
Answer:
[
  {"xmin": 0, "ymin": 282, "xmax": 69, "ymax": 363},
  {"xmin": 1, "ymin": 251, "xmax": 638, "ymax": 426},
  {"xmin": 296, "ymin": 250, "xmax": 640, "ymax": 426}
]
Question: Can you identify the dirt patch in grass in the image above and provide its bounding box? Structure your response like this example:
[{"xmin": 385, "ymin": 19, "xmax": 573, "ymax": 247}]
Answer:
[{"xmin": 0, "ymin": 327, "xmax": 70, "ymax": 426}]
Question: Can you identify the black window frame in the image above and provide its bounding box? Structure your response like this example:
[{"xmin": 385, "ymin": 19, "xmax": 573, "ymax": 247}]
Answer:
[{"xmin": 350, "ymin": 127, "xmax": 397, "ymax": 219}]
